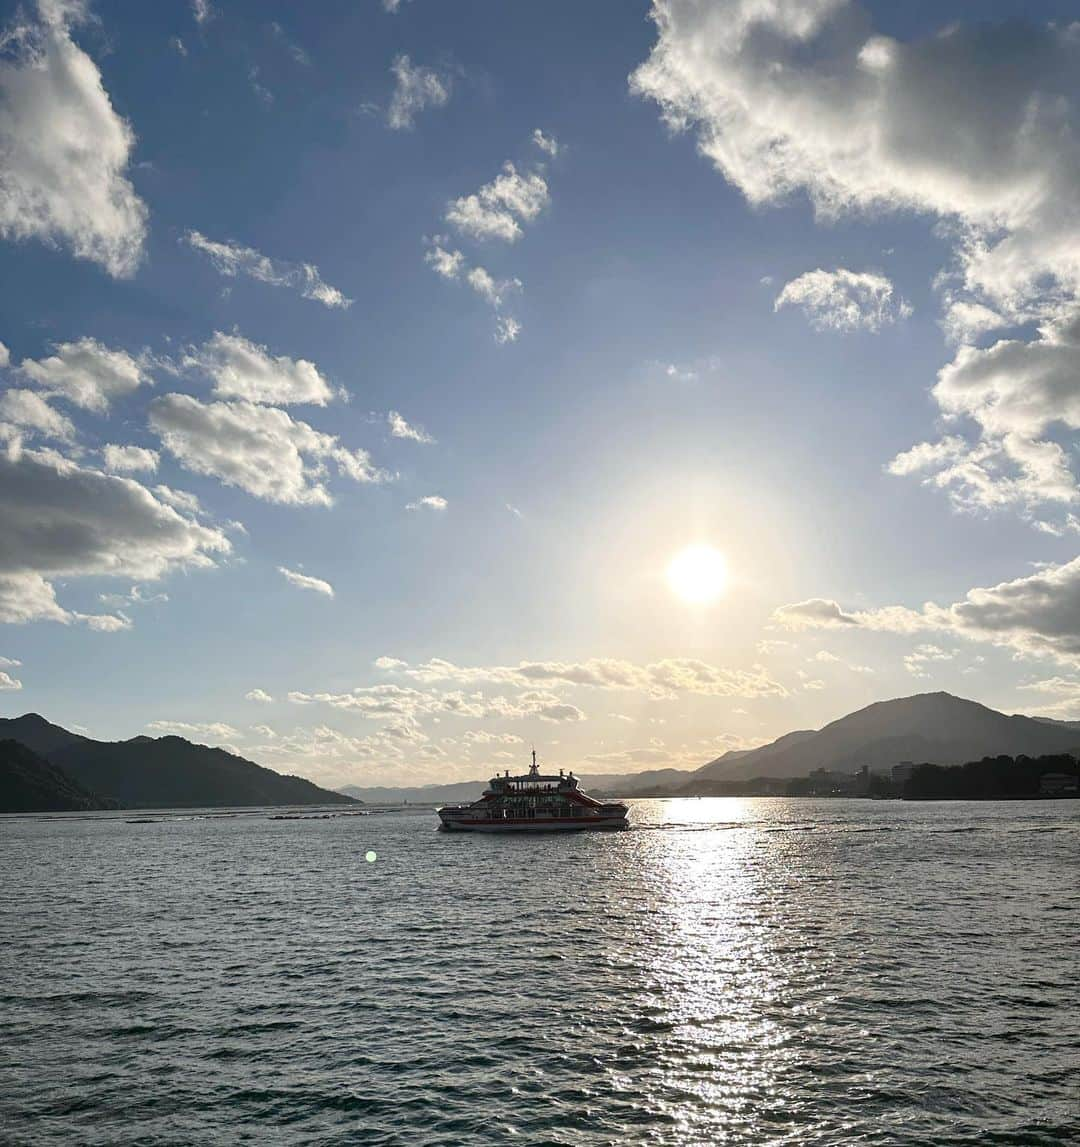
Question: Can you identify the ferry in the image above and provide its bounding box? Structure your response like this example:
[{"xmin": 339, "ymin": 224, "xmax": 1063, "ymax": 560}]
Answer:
[{"xmin": 437, "ymin": 751, "xmax": 630, "ymax": 832}]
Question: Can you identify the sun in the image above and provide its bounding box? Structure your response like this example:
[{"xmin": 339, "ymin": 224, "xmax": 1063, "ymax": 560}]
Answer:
[{"xmin": 667, "ymin": 544, "xmax": 728, "ymax": 605}]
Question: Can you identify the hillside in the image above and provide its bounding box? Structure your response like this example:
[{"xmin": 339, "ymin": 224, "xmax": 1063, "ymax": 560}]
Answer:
[
  {"xmin": 695, "ymin": 692, "xmax": 1080, "ymax": 783},
  {"xmin": 0, "ymin": 715, "xmax": 357, "ymax": 810},
  {"xmin": 0, "ymin": 739, "xmax": 115, "ymax": 813}
]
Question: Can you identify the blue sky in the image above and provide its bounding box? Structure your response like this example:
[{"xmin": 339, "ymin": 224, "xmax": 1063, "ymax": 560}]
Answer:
[{"xmin": 5, "ymin": 0, "xmax": 1080, "ymax": 786}]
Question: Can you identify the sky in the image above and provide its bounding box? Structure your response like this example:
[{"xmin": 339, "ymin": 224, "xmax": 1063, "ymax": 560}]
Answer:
[{"xmin": 6, "ymin": 0, "xmax": 1080, "ymax": 788}]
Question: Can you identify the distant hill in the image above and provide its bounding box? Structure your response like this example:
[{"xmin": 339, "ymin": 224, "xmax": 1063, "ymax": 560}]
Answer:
[
  {"xmin": 0, "ymin": 715, "xmax": 357, "ymax": 810},
  {"xmin": 0, "ymin": 739, "xmax": 115, "ymax": 813},
  {"xmin": 338, "ymin": 766, "xmax": 693, "ymax": 804},
  {"xmin": 694, "ymin": 692, "xmax": 1080, "ymax": 783}
]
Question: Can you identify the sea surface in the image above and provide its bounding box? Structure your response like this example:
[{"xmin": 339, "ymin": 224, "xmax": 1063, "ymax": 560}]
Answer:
[{"xmin": 1, "ymin": 798, "xmax": 1077, "ymax": 1146}]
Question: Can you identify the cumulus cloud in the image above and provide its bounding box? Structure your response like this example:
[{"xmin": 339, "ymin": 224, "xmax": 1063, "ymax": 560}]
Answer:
[
  {"xmin": 0, "ymin": 389, "xmax": 74, "ymax": 441},
  {"xmin": 772, "ymin": 556, "xmax": 1080, "ymax": 668},
  {"xmin": 149, "ymin": 394, "xmax": 386, "ymax": 505},
  {"xmin": 387, "ymin": 411, "xmax": 434, "ymax": 443},
  {"xmin": 245, "ymin": 688, "xmax": 273, "ymax": 703},
  {"xmin": 185, "ymin": 331, "xmax": 337, "ymax": 406},
  {"xmin": 278, "ymin": 566, "xmax": 334, "ymax": 597},
  {"xmin": 0, "ymin": 669, "xmax": 22, "ymax": 690},
  {"xmin": 17, "ymin": 338, "xmax": 147, "ymax": 412},
  {"xmin": 183, "ymin": 232, "xmax": 352, "ymax": 309},
  {"xmin": 0, "ymin": 446, "xmax": 229, "ymax": 625},
  {"xmin": 445, "ymin": 162, "xmax": 549, "ymax": 243},
  {"xmin": 0, "ymin": 1, "xmax": 148, "ymax": 276},
  {"xmin": 386, "ymin": 54, "xmax": 450, "ymax": 130},
  {"xmin": 775, "ymin": 268, "xmax": 911, "ymax": 332},
  {"xmin": 103, "ymin": 443, "xmax": 158, "ymax": 473},
  {"xmin": 406, "ymin": 495, "xmax": 447, "ymax": 511},
  {"xmin": 631, "ymin": 1, "xmax": 1080, "ymax": 522}
]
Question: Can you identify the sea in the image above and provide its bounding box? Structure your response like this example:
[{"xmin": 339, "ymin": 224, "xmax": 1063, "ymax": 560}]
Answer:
[{"xmin": 1, "ymin": 798, "xmax": 1077, "ymax": 1146}]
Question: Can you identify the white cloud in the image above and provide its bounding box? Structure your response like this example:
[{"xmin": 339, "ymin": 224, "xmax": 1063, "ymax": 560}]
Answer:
[
  {"xmin": 387, "ymin": 411, "xmax": 434, "ymax": 443},
  {"xmin": 631, "ymin": 2, "xmax": 1080, "ymax": 523},
  {"xmin": 386, "ymin": 54, "xmax": 450, "ymax": 130},
  {"xmin": 903, "ymin": 643, "xmax": 954, "ymax": 677},
  {"xmin": 183, "ymin": 232, "xmax": 352, "ymax": 309},
  {"xmin": 103, "ymin": 444, "xmax": 158, "ymax": 473},
  {"xmin": 0, "ymin": 446, "xmax": 229, "ymax": 625},
  {"xmin": 379, "ymin": 655, "xmax": 787, "ymax": 700},
  {"xmin": 0, "ymin": 389, "xmax": 74, "ymax": 441},
  {"xmin": 245, "ymin": 688, "xmax": 273, "ymax": 703},
  {"xmin": 445, "ymin": 162, "xmax": 549, "ymax": 243},
  {"xmin": 185, "ymin": 331, "xmax": 338, "ymax": 406},
  {"xmin": 149, "ymin": 394, "xmax": 386, "ymax": 505},
  {"xmin": 772, "ymin": 555, "xmax": 1080, "ymax": 668},
  {"xmin": 192, "ymin": 0, "xmax": 213, "ymax": 26},
  {"xmin": 0, "ymin": 670, "xmax": 21, "ymax": 690},
  {"xmin": 494, "ymin": 315, "xmax": 522, "ymax": 345},
  {"xmin": 406, "ymin": 495, "xmax": 447, "ymax": 511},
  {"xmin": 18, "ymin": 338, "xmax": 147, "ymax": 412},
  {"xmin": 278, "ymin": 566, "xmax": 334, "ymax": 597},
  {"xmin": 153, "ymin": 485, "xmax": 201, "ymax": 515},
  {"xmin": 424, "ymin": 242, "xmax": 523, "ymax": 342},
  {"xmin": 147, "ymin": 719, "xmax": 238, "ymax": 741},
  {"xmin": 0, "ymin": 342, "xmax": 8, "ymax": 368},
  {"xmin": 775, "ymin": 268, "xmax": 911, "ymax": 332},
  {"xmin": 0, "ymin": 1, "xmax": 147, "ymax": 276},
  {"xmin": 532, "ymin": 128, "xmax": 559, "ymax": 157}
]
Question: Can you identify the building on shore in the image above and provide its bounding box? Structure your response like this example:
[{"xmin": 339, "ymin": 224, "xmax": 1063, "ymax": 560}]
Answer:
[{"xmin": 1039, "ymin": 772, "xmax": 1079, "ymax": 796}]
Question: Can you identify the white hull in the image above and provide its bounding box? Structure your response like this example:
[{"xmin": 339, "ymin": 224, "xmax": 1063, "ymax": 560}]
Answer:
[{"xmin": 439, "ymin": 816, "xmax": 627, "ymax": 833}]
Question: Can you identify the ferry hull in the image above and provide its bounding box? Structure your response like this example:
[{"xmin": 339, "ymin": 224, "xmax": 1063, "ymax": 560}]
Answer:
[{"xmin": 438, "ymin": 814, "xmax": 628, "ymax": 833}]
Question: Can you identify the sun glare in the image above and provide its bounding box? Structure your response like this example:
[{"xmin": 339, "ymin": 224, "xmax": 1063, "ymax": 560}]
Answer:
[{"xmin": 667, "ymin": 544, "xmax": 728, "ymax": 605}]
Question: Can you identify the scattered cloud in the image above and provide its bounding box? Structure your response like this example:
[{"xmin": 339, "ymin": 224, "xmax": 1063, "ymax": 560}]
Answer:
[
  {"xmin": 378, "ymin": 655, "xmax": 787, "ymax": 700},
  {"xmin": 149, "ymin": 394, "xmax": 386, "ymax": 505},
  {"xmin": 445, "ymin": 163, "xmax": 549, "ymax": 243},
  {"xmin": 192, "ymin": 0, "xmax": 214, "ymax": 26},
  {"xmin": 245, "ymin": 688, "xmax": 274, "ymax": 703},
  {"xmin": 103, "ymin": 444, "xmax": 159, "ymax": 474},
  {"xmin": 532, "ymin": 129, "xmax": 559, "ymax": 157},
  {"xmin": 771, "ymin": 556, "xmax": 1080, "ymax": 669},
  {"xmin": 631, "ymin": 2, "xmax": 1080, "ymax": 524},
  {"xmin": 18, "ymin": 338, "xmax": 147, "ymax": 412},
  {"xmin": 386, "ymin": 54, "xmax": 451, "ymax": 130},
  {"xmin": 387, "ymin": 411, "xmax": 434, "ymax": 443},
  {"xmin": 278, "ymin": 566, "xmax": 334, "ymax": 597},
  {"xmin": 0, "ymin": 1, "xmax": 148, "ymax": 276},
  {"xmin": 0, "ymin": 389, "xmax": 74, "ymax": 442},
  {"xmin": 425, "ymin": 242, "xmax": 523, "ymax": 342},
  {"xmin": 183, "ymin": 232, "xmax": 352, "ymax": 309},
  {"xmin": 775, "ymin": 269, "xmax": 911, "ymax": 332},
  {"xmin": 0, "ymin": 670, "xmax": 22, "ymax": 690},
  {"xmin": 147, "ymin": 719, "xmax": 238, "ymax": 741},
  {"xmin": 406, "ymin": 495, "xmax": 447, "ymax": 511}
]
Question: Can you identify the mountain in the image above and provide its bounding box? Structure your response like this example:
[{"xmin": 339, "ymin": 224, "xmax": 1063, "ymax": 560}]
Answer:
[
  {"xmin": 0, "ymin": 713, "xmax": 88, "ymax": 757},
  {"xmin": 0, "ymin": 715, "xmax": 357, "ymax": 809},
  {"xmin": 0, "ymin": 739, "xmax": 115, "ymax": 813},
  {"xmin": 694, "ymin": 692, "xmax": 1080, "ymax": 783}
]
